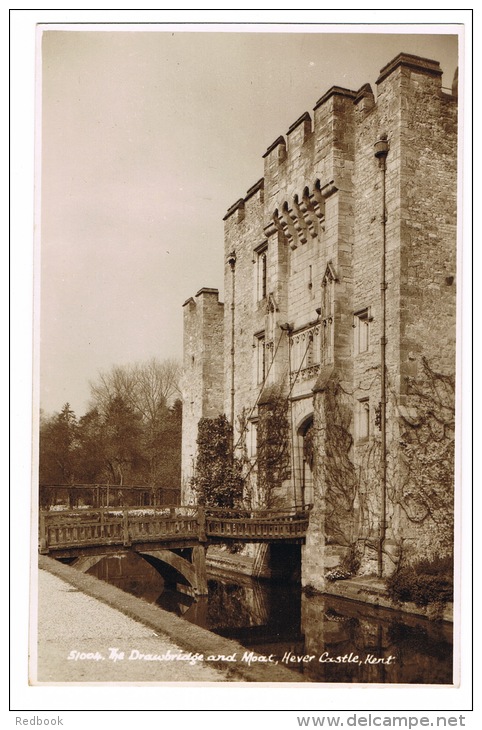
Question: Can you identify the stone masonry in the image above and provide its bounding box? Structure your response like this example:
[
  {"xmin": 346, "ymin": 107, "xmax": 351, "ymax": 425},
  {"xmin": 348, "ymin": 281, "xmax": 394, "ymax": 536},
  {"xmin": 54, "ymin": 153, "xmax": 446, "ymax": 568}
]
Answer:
[
  {"xmin": 181, "ymin": 288, "xmax": 224, "ymax": 503},
  {"xmin": 181, "ymin": 53, "xmax": 457, "ymax": 591}
]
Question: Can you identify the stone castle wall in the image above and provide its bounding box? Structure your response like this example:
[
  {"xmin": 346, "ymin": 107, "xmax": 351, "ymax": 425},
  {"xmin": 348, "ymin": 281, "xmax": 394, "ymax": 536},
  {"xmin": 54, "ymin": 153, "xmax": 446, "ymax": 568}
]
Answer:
[{"xmin": 182, "ymin": 52, "xmax": 457, "ymax": 588}]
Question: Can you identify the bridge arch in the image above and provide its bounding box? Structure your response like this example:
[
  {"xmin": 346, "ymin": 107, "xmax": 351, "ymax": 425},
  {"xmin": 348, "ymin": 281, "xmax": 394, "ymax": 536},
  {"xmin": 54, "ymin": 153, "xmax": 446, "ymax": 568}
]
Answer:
[
  {"xmin": 71, "ymin": 547, "xmax": 208, "ymax": 597},
  {"xmin": 136, "ymin": 546, "xmax": 208, "ymax": 596}
]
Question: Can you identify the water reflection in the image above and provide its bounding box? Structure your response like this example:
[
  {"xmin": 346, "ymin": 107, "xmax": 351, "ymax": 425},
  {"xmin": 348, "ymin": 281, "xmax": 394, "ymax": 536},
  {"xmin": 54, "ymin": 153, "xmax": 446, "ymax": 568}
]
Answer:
[
  {"xmin": 86, "ymin": 553, "xmax": 452, "ymax": 684},
  {"xmin": 301, "ymin": 594, "xmax": 452, "ymax": 684}
]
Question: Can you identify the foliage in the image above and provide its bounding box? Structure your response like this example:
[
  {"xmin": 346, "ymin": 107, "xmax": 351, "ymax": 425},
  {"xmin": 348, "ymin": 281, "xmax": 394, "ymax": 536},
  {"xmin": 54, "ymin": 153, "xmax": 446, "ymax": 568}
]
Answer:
[
  {"xmin": 155, "ymin": 399, "xmax": 182, "ymax": 486},
  {"xmin": 38, "ymin": 358, "xmax": 183, "ymax": 487},
  {"xmin": 39, "ymin": 404, "xmax": 78, "ymax": 485},
  {"xmin": 190, "ymin": 415, "xmax": 244, "ymax": 508},
  {"xmin": 302, "ymin": 420, "xmax": 315, "ymax": 471},
  {"xmin": 317, "ymin": 359, "xmax": 454, "ymax": 573},
  {"xmin": 257, "ymin": 387, "xmax": 291, "ymax": 507},
  {"xmin": 325, "ymin": 568, "xmax": 353, "ymax": 582},
  {"xmin": 75, "ymin": 408, "xmax": 106, "ymax": 483},
  {"xmin": 101, "ymin": 396, "xmax": 144, "ymax": 485},
  {"xmin": 89, "ymin": 357, "xmax": 181, "ymax": 420},
  {"xmin": 341, "ymin": 545, "xmax": 361, "ymax": 575},
  {"xmin": 325, "ymin": 546, "xmax": 361, "ymax": 582},
  {"xmin": 385, "ymin": 556, "xmax": 453, "ymax": 607}
]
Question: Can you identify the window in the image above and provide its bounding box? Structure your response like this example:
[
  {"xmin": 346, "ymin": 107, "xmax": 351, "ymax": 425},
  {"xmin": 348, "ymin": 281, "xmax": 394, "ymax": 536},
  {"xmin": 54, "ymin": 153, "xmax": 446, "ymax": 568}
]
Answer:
[
  {"xmin": 321, "ymin": 263, "xmax": 337, "ymax": 365},
  {"xmin": 354, "ymin": 308, "xmax": 371, "ymax": 354},
  {"xmin": 289, "ymin": 325, "xmax": 321, "ymax": 378},
  {"xmin": 255, "ymin": 245, "xmax": 268, "ymax": 301},
  {"xmin": 356, "ymin": 398, "xmax": 370, "ymax": 441},
  {"xmin": 255, "ymin": 332, "xmax": 266, "ymax": 384},
  {"xmin": 248, "ymin": 420, "xmax": 258, "ymax": 459}
]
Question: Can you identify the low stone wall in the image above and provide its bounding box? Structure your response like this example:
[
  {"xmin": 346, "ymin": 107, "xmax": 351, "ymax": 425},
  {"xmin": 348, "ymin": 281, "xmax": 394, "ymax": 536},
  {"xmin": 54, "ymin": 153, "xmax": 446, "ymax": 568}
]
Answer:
[{"xmin": 323, "ymin": 576, "xmax": 453, "ymax": 623}]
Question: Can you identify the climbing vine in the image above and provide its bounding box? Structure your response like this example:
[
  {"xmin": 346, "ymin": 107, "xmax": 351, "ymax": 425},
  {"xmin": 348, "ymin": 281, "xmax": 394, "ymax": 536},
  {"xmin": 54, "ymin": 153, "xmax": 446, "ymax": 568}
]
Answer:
[
  {"xmin": 317, "ymin": 357, "xmax": 455, "ymax": 581},
  {"xmin": 395, "ymin": 357, "xmax": 455, "ymax": 561},
  {"xmin": 318, "ymin": 380, "xmax": 360, "ymax": 550},
  {"xmin": 190, "ymin": 415, "xmax": 243, "ymax": 508},
  {"xmin": 257, "ymin": 385, "xmax": 291, "ymax": 508},
  {"xmin": 233, "ymin": 407, "xmax": 255, "ymax": 507}
]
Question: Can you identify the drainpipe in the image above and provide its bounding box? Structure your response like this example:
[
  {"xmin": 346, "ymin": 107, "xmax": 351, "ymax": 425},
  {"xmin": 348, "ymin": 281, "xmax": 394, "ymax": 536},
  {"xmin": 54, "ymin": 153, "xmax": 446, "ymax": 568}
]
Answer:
[
  {"xmin": 280, "ymin": 322, "xmax": 296, "ymax": 507},
  {"xmin": 227, "ymin": 251, "xmax": 237, "ymax": 434},
  {"xmin": 374, "ymin": 134, "xmax": 389, "ymax": 579}
]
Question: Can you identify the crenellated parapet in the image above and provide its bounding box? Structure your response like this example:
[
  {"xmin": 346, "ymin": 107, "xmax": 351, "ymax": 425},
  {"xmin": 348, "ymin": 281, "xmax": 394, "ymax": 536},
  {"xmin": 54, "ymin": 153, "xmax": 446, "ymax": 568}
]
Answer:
[{"xmin": 224, "ymin": 53, "xmax": 452, "ymax": 240}]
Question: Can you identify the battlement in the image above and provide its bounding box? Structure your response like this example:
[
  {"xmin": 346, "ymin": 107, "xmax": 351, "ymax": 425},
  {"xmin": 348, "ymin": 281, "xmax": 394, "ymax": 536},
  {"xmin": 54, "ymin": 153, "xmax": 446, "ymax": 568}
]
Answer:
[
  {"xmin": 224, "ymin": 52, "xmax": 454, "ymax": 224},
  {"xmin": 183, "ymin": 287, "xmax": 222, "ymax": 308},
  {"xmin": 376, "ymin": 52, "xmax": 442, "ymax": 84},
  {"xmin": 223, "ymin": 180, "xmax": 265, "ymax": 225},
  {"xmin": 313, "ymin": 85, "xmax": 357, "ymax": 111},
  {"xmin": 223, "ymin": 198, "xmax": 245, "ymax": 222},
  {"xmin": 245, "ymin": 178, "xmax": 264, "ymax": 202},
  {"xmin": 262, "ymin": 136, "xmax": 286, "ymax": 159},
  {"xmin": 286, "ymin": 111, "xmax": 312, "ymax": 144}
]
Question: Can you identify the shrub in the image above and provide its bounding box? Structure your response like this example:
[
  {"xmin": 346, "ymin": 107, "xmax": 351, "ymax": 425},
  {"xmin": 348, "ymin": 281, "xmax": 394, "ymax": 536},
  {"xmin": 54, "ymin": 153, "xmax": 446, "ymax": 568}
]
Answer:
[
  {"xmin": 340, "ymin": 546, "xmax": 361, "ymax": 575},
  {"xmin": 325, "ymin": 568, "xmax": 353, "ymax": 582},
  {"xmin": 386, "ymin": 557, "xmax": 453, "ymax": 607},
  {"xmin": 190, "ymin": 415, "xmax": 244, "ymax": 508}
]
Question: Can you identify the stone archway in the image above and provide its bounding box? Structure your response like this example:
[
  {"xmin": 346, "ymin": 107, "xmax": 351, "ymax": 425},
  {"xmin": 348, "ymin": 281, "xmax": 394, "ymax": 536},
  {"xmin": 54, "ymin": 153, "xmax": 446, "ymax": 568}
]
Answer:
[{"xmin": 136, "ymin": 546, "xmax": 208, "ymax": 596}]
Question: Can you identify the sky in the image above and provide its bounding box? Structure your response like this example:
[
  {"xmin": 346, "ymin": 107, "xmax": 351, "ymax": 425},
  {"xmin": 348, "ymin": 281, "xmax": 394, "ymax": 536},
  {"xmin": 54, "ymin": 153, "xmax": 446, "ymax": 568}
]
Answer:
[{"xmin": 38, "ymin": 25, "xmax": 459, "ymax": 417}]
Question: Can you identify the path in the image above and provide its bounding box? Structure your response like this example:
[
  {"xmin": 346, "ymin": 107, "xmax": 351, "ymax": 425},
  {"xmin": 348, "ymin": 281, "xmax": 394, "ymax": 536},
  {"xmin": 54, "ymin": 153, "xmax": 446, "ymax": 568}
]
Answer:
[{"xmin": 33, "ymin": 556, "xmax": 300, "ymax": 684}]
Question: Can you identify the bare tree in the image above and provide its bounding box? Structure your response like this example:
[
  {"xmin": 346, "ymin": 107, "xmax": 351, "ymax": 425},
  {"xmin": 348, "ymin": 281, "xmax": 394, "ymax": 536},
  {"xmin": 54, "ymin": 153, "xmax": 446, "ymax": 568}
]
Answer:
[
  {"xmin": 89, "ymin": 364, "xmax": 138, "ymax": 416},
  {"xmin": 132, "ymin": 357, "xmax": 181, "ymax": 425},
  {"xmin": 88, "ymin": 358, "xmax": 182, "ymax": 485},
  {"xmin": 89, "ymin": 357, "xmax": 181, "ymax": 425}
]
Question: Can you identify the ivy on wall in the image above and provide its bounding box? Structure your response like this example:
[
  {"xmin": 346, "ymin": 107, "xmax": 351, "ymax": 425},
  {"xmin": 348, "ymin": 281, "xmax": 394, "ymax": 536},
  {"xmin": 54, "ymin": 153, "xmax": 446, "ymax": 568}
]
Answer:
[
  {"xmin": 320, "ymin": 381, "xmax": 359, "ymax": 548},
  {"xmin": 317, "ymin": 357, "xmax": 455, "ymax": 585},
  {"xmin": 190, "ymin": 415, "xmax": 243, "ymax": 508},
  {"xmin": 257, "ymin": 386, "xmax": 291, "ymax": 508},
  {"xmin": 396, "ymin": 357, "xmax": 455, "ymax": 561}
]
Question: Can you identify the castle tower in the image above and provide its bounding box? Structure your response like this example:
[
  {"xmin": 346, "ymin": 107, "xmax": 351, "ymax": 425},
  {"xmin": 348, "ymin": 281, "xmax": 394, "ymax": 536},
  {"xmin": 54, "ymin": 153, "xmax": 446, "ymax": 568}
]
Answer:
[
  {"xmin": 181, "ymin": 52, "xmax": 457, "ymax": 591},
  {"xmin": 181, "ymin": 288, "xmax": 224, "ymax": 502}
]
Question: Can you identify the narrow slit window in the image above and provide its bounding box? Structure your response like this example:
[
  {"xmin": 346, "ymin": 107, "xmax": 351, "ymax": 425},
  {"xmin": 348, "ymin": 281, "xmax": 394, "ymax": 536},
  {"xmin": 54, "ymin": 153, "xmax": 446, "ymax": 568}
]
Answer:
[
  {"xmin": 255, "ymin": 247, "xmax": 268, "ymax": 302},
  {"xmin": 354, "ymin": 308, "xmax": 371, "ymax": 354},
  {"xmin": 254, "ymin": 332, "xmax": 266, "ymax": 384},
  {"xmin": 357, "ymin": 398, "xmax": 370, "ymax": 441}
]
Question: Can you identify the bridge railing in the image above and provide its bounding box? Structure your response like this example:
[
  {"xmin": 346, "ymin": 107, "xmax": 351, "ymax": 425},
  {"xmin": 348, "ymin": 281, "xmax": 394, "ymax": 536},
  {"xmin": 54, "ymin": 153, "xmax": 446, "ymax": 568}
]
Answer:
[
  {"xmin": 205, "ymin": 506, "xmax": 311, "ymax": 541},
  {"xmin": 39, "ymin": 505, "xmax": 312, "ymax": 553},
  {"xmin": 39, "ymin": 506, "xmax": 200, "ymax": 553}
]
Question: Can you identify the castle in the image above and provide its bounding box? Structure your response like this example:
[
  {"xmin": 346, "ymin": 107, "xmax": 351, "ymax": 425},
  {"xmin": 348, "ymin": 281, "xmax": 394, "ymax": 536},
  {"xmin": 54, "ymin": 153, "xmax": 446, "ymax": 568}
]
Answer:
[{"xmin": 181, "ymin": 53, "xmax": 457, "ymax": 591}]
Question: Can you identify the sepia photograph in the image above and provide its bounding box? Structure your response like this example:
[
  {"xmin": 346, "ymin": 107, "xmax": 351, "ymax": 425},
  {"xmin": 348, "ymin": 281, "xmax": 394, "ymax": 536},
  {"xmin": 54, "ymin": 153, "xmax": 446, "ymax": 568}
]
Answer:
[{"xmin": 10, "ymin": 8, "xmax": 473, "ymax": 719}]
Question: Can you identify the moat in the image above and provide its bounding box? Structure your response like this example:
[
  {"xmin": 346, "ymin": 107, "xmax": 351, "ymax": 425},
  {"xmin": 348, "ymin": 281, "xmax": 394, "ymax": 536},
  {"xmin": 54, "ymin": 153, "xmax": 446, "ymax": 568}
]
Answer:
[{"xmin": 86, "ymin": 552, "xmax": 453, "ymax": 684}]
